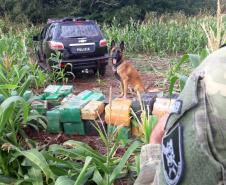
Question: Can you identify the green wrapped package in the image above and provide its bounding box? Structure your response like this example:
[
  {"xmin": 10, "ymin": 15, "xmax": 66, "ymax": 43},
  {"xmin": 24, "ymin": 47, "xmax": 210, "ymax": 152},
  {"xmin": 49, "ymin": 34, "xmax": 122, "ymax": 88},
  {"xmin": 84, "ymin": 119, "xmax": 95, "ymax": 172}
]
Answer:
[
  {"xmin": 59, "ymin": 100, "xmax": 90, "ymax": 123},
  {"xmin": 44, "ymin": 85, "xmax": 61, "ymax": 98},
  {"xmin": 61, "ymin": 94, "xmax": 77, "ymax": 105},
  {"xmin": 47, "ymin": 106, "xmax": 63, "ymax": 133},
  {"xmin": 45, "ymin": 93, "xmax": 63, "ymax": 100},
  {"xmin": 86, "ymin": 92, "xmax": 104, "ymax": 101},
  {"xmin": 107, "ymin": 124, "xmax": 131, "ymax": 139},
  {"xmin": 36, "ymin": 94, "xmax": 45, "ymax": 100},
  {"xmin": 22, "ymin": 90, "xmax": 33, "ymax": 101},
  {"xmin": 76, "ymin": 90, "xmax": 92, "ymax": 100},
  {"xmin": 11, "ymin": 91, "xmax": 18, "ymax": 96},
  {"xmin": 58, "ymin": 85, "xmax": 74, "ymax": 97},
  {"xmin": 44, "ymin": 85, "xmax": 74, "ymax": 98},
  {"xmin": 76, "ymin": 90, "xmax": 104, "ymax": 101},
  {"xmin": 63, "ymin": 122, "xmax": 85, "ymax": 135},
  {"xmin": 31, "ymin": 100, "xmax": 48, "ymax": 115},
  {"xmin": 45, "ymin": 93, "xmax": 64, "ymax": 108},
  {"xmin": 0, "ymin": 94, "xmax": 5, "ymax": 104}
]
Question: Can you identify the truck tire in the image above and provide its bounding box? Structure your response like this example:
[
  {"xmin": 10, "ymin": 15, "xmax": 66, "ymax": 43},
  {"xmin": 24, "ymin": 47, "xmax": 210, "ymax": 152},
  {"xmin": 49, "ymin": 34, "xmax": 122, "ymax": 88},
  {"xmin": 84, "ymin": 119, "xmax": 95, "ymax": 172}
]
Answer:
[{"xmin": 99, "ymin": 65, "xmax": 106, "ymax": 76}]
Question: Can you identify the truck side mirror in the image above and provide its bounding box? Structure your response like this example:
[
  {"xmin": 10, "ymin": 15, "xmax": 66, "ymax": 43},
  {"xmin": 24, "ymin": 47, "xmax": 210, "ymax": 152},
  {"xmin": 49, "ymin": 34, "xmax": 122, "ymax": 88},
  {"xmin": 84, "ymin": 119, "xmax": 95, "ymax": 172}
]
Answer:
[{"xmin": 33, "ymin": 36, "xmax": 39, "ymax": 41}]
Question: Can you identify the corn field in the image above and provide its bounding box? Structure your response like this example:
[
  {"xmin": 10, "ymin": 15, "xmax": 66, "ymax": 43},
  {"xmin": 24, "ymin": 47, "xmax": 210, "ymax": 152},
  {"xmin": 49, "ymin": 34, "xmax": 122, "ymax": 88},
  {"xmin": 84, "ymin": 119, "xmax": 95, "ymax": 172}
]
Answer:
[
  {"xmin": 0, "ymin": 12, "xmax": 226, "ymax": 63},
  {"xmin": 102, "ymin": 12, "xmax": 226, "ymax": 54}
]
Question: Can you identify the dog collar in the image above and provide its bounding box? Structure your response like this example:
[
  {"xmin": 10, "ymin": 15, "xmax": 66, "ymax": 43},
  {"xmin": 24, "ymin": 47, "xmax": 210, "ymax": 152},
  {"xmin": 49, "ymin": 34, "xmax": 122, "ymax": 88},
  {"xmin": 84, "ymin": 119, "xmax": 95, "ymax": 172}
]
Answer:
[{"xmin": 113, "ymin": 60, "xmax": 124, "ymax": 67}]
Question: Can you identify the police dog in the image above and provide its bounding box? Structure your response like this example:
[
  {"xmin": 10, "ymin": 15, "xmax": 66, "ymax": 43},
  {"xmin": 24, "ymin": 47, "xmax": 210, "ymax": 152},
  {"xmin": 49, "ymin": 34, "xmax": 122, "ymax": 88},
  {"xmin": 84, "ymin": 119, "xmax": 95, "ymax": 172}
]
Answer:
[{"xmin": 111, "ymin": 40, "xmax": 146, "ymax": 98}]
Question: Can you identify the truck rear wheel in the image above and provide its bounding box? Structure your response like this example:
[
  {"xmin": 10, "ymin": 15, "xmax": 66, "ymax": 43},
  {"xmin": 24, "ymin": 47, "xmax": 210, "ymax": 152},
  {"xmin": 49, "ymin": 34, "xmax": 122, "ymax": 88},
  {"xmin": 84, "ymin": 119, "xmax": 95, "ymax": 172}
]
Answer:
[
  {"xmin": 99, "ymin": 65, "xmax": 106, "ymax": 76},
  {"xmin": 93, "ymin": 65, "xmax": 106, "ymax": 76}
]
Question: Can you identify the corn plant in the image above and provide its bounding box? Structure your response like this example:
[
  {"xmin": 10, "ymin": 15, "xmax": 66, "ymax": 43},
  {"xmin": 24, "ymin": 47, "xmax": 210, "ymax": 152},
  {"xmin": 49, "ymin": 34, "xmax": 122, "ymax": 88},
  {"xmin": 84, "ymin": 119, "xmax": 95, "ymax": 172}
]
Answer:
[
  {"xmin": 168, "ymin": 49, "xmax": 209, "ymax": 98},
  {"xmin": 131, "ymin": 92, "xmax": 158, "ymax": 144},
  {"xmin": 0, "ymin": 136, "xmax": 93, "ymax": 184},
  {"xmin": 28, "ymin": 59, "xmax": 47, "ymax": 89},
  {"xmin": 48, "ymin": 51, "xmax": 75, "ymax": 84},
  {"xmin": 0, "ymin": 81, "xmax": 49, "ymax": 184},
  {"xmin": 102, "ymin": 13, "xmax": 226, "ymax": 55}
]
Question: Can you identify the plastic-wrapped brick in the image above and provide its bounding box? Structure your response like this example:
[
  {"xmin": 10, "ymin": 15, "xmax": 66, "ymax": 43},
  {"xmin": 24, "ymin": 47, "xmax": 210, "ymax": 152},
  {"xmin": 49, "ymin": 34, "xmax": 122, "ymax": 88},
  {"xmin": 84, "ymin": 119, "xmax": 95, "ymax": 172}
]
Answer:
[
  {"xmin": 59, "ymin": 100, "xmax": 90, "ymax": 123},
  {"xmin": 81, "ymin": 101, "xmax": 105, "ymax": 120}
]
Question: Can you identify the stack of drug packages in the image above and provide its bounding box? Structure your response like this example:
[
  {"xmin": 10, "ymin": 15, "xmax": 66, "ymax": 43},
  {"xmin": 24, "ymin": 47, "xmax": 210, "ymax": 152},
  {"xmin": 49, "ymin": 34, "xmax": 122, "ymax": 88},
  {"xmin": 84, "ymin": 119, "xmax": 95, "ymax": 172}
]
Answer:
[{"xmin": 45, "ymin": 88, "xmax": 105, "ymax": 135}]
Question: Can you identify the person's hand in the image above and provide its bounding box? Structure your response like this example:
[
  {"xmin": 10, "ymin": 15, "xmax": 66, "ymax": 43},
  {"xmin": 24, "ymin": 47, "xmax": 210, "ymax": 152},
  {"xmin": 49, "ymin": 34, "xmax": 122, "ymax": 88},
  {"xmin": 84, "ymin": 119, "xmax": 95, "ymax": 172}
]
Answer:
[{"xmin": 149, "ymin": 114, "xmax": 169, "ymax": 144}]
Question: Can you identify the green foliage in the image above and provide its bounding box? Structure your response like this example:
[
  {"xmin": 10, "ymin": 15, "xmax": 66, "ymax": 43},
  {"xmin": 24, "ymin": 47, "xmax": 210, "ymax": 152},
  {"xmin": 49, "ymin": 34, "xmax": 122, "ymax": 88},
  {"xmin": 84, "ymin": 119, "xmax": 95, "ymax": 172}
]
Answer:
[
  {"xmin": 0, "ymin": 0, "xmax": 217, "ymax": 25},
  {"xmin": 48, "ymin": 51, "xmax": 75, "ymax": 84},
  {"xmin": 168, "ymin": 49, "xmax": 209, "ymax": 98},
  {"xmin": 0, "ymin": 59, "xmax": 49, "ymax": 184},
  {"xmin": 131, "ymin": 92, "xmax": 158, "ymax": 144},
  {"xmin": 0, "ymin": 26, "xmax": 46, "ymax": 90},
  {"xmin": 48, "ymin": 138, "xmax": 141, "ymax": 185},
  {"xmin": 29, "ymin": 62, "xmax": 47, "ymax": 89},
  {"xmin": 103, "ymin": 15, "xmax": 226, "ymax": 54}
]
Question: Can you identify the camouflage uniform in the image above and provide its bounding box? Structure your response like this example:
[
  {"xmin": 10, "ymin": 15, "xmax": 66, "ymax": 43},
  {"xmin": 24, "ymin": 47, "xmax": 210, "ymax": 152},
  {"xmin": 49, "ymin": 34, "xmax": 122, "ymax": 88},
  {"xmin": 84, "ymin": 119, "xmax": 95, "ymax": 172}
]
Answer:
[{"xmin": 135, "ymin": 47, "xmax": 226, "ymax": 185}]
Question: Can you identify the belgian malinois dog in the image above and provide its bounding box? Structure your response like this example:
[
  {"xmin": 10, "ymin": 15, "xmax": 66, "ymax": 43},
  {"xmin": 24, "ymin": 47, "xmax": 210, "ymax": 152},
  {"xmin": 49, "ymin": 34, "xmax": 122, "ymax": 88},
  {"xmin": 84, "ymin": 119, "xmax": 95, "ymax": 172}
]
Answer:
[{"xmin": 111, "ymin": 40, "xmax": 146, "ymax": 98}]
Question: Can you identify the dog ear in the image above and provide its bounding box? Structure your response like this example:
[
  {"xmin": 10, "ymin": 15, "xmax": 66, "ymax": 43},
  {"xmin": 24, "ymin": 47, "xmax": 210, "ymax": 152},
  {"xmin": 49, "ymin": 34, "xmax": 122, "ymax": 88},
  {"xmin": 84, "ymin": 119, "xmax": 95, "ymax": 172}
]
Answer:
[
  {"xmin": 120, "ymin": 41, "xmax": 124, "ymax": 51},
  {"xmin": 111, "ymin": 40, "xmax": 115, "ymax": 50}
]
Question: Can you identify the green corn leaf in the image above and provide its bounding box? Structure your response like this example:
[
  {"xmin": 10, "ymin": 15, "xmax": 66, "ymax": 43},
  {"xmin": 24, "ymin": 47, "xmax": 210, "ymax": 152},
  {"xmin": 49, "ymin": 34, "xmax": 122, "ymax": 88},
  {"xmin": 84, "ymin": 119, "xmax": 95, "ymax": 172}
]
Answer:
[
  {"xmin": 11, "ymin": 65, "xmax": 20, "ymax": 80},
  {"xmin": 49, "ymin": 144, "xmax": 109, "ymax": 174},
  {"xmin": 49, "ymin": 144, "xmax": 86, "ymax": 161},
  {"xmin": 110, "ymin": 140, "xmax": 141, "ymax": 183},
  {"xmin": 80, "ymin": 168, "xmax": 95, "ymax": 185},
  {"xmin": 74, "ymin": 156, "xmax": 92, "ymax": 185},
  {"xmin": 173, "ymin": 54, "xmax": 189, "ymax": 73},
  {"xmin": 90, "ymin": 122, "xmax": 108, "ymax": 147},
  {"xmin": 178, "ymin": 75, "xmax": 188, "ymax": 91},
  {"xmin": 20, "ymin": 149, "xmax": 53, "ymax": 183},
  {"xmin": 92, "ymin": 169, "xmax": 105, "ymax": 185},
  {"xmin": 0, "ymin": 84, "xmax": 19, "ymax": 89},
  {"xmin": 27, "ymin": 166, "xmax": 43, "ymax": 185},
  {"xmin": 12, "ymin": 65, "xmax": 30, "ymax": 86},
  {"xmin": 200, "ymin": 48, "xmax": 209, "ymax": 62},
  {"xmin": 64, "ymin": 140, "xmax": 107, "ymax": 163},
  {"xmin": 135, "ymin": 155, "xmax": 140, "ymax": 175},
  {"xmin": 0, "ymin": 71, "xmax": 9, "ymax": 84},
  {"xmin": 49, "ymin": 165, "xmax": 68, "ymax": 176},
  {"xmin": 0, "ymin": 175, "xmax": 16, "ymax": 184},
  {"xmin": 148, "ymin": 115, "xmax": 158, "ymax": 143},
  {"xmin": 55, "ymin": 176, "xmax": 74, "ymax": 185},
  {"xmin": 0, "ymin": 88, "xmax": 9, "ymax": 98},
  {"xmin": 169, "ymin": 76, "xmax": 179, "ymax": 100},
  {"xmin": 14, "ymin": 178, "xmax": 42, "ymax": 185},
  {"xmin": 149, "ymin": 115, "xmax": 157, "ymax": 131},
  {"xmin": 109, "ymin": 127, "xmax": 123, "ymax": 158},
  {"xmin": 41, "ymin": 151, "xmax": 76, "ymax": 171},
  {"xmin": 0, "ymin": 84, "xmax": 18, "ymax": 99},
  {"xmin": 17, "ymin": 75, "xmax": 33, "ymax": 97},
  {"xmin": 187, "ymin": 54, "xmax": 201, "ymax": 68},
  {"xmin": 131, "ymin": 117, "xmax": 139, "ymax": 131},
  {"xmin": 0, "ymin": 96, "xmax": 28, "ymax": 132}
]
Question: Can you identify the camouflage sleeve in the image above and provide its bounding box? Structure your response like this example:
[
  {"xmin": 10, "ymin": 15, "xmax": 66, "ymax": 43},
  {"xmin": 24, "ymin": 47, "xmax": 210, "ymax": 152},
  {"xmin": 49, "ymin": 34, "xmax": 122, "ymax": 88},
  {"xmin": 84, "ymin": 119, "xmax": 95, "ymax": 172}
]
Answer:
[{"xmin": 134, "ymin": 144, "xmax": 161, "ymax": 185}]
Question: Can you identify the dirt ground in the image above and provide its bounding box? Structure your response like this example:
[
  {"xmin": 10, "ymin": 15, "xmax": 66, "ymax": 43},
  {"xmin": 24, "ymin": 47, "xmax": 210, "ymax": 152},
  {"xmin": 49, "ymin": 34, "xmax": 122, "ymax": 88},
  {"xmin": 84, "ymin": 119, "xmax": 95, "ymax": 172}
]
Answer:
[
  {"xmin": 71, "ymin": 55, "xmax": 168, "ymax": 97},
  {"xmin": 27, "ymin": 54, "xmax": 180, "ymax": 184}
]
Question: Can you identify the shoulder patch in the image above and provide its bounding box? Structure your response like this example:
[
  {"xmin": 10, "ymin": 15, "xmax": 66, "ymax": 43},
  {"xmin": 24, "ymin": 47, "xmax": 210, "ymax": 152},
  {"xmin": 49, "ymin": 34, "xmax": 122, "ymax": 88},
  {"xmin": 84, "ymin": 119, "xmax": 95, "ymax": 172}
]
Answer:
[
  {"xmin": 162, "ymin": 123, "xmax": 184, "ymax": 185},
  {"xmin": 164, "ymin": 100, "xmax": 183, "ymax": 130},
  {"xmin": 170, "ymin": 100, "xmax": 182, "ymax": 114}
]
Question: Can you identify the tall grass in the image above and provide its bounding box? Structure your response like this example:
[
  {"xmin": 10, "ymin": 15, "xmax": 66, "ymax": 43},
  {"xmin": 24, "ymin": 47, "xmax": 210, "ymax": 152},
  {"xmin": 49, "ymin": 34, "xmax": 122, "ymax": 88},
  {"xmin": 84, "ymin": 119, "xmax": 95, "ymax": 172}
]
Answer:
[{"xmin": 102, "ymin": 12, "xmax": 226, "ymax": 54}]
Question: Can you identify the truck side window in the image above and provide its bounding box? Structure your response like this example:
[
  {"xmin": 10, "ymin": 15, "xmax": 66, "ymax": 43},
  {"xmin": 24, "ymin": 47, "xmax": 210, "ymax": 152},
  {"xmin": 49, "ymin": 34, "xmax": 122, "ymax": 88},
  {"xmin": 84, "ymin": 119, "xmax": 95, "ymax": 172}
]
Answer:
[{"xmin": 45, "ymin": 26, "xmax": 55, "ymax": 40}]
